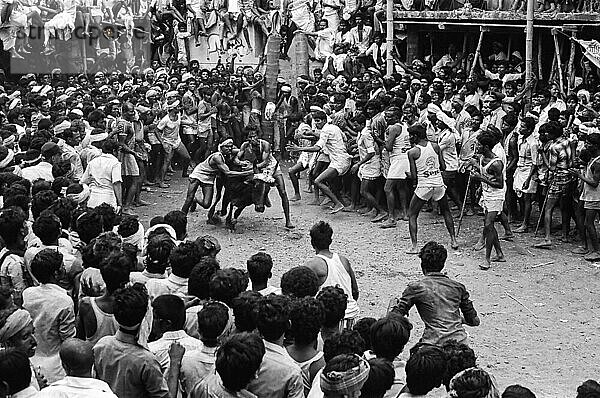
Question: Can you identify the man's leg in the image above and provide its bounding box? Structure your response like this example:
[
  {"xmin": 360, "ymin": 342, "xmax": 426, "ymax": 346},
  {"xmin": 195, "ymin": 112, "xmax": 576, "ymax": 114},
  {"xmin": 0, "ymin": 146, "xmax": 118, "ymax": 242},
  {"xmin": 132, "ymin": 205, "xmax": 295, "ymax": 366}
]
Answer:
[
  {"xmin": 175, "ymin": 142, "xmax": 192, "ymax": 177},
  {"xmin": 542, "ymin": 197, "xmax": 558, "ymax": 246},
  {"xmin": 274, "ymin": 175, "xmax": 294, "ymax": 228},
  {"xmin": 407, "ymin": 194, "xmax": 427, "ymax": 254},
  {"xmin": 584, "ymin": 209, "xmax": 600, "ymax": 260},
  {"xmin": 199, "ymin": 184, "xmax": 215, "ymax": 209},
  {"xmin": 361, "ymin": 179, "xmax": 388, "ymax": 222},
  {"xmin": 438, "ymin": 195, "xmax": 459, "ymax": 250},
  {"xmin": 559, "ymin": 194, "xmax": 571, "ymax": 241},
  {"xmin": 482, "ymin": 210, "xmax": 502, "ymax": 269},
  {"xmin": 314, "ymin": 167, "xmax": 344, "ymax": 213},
  {"xmin": 515, "ymin": 193, "xmax": 532, "ymax": 232},
  {"xmin": 288, "ymin": 162, "xmax": 304, "ymax": 201},
  {"xmin": 182, "ymin": 179, "xmax": 201, "ymax": 214},
  {"xmin": 309, "ymin": 161, "xmax": 327, "ymax": 205},
  {"xmin": 499, "ymin": 211, "xmax": 513, "ymax": 239},
  {"xmin": 382, "ymin": 179, "xmax": 398, "ymax": 228},
  {"xmin": 159, "ymin": 145, "xmax": 175, "ymax": 187}
]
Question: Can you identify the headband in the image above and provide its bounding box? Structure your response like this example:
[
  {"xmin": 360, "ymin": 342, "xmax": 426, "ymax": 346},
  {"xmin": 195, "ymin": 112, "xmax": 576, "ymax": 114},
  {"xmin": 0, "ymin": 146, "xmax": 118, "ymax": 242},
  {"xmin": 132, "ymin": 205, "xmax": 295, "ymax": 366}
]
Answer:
[{"xmin": 0, "ymin": 309, "xmax": 32, "ymax": 343}]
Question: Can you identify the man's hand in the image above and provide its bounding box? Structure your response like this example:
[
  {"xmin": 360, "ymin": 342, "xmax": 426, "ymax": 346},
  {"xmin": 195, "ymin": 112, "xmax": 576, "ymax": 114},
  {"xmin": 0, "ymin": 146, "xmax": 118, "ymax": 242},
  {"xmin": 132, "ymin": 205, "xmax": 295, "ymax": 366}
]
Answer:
[
  {"xmin": 168, "ymin": 341, "xmax": 185, "ymax": 365},
  {"xmin": 522, "ymin": 178, "xmax": 531, "ymax": 191},
  {"xmin": 350, "ymin": 164, "xmax": 359, "ymax": 174},
  {"xmin": 286, "ymin": 144, "xmax": 300, "ymax": 152}
]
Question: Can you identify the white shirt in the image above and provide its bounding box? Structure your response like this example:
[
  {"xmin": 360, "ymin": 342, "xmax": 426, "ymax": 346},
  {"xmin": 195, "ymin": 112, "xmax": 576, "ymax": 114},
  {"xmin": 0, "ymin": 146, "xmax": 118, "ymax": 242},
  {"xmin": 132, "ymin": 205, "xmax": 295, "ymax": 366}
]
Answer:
[
  {"xmin": 38, "ymin": 377, "xmax": 118, "ymax": 398},
  {"xmin": 22, "ymin": 161, "xmax": 54, "ymax": 182},
  {"xmin": 81, "ymin": 153, "xmax": 122, "ymax": 195},
  {"xmin": 145, "ymin": 274, "xmax": 188, "ymax": 300}
]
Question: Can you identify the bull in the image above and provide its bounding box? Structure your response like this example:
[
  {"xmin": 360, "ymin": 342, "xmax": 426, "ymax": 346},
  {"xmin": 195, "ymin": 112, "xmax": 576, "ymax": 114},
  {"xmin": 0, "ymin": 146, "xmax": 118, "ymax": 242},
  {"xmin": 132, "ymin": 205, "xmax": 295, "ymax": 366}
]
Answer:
[{"xmin": 208, "ymin": 166, "xmax": 271, "ymax": 231}]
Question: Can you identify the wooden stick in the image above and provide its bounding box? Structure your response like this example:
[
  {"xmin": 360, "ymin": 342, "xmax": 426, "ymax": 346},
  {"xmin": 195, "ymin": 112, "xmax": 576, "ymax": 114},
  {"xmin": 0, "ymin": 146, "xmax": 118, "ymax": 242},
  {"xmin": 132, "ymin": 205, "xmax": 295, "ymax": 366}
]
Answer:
[
  {"xmin": 537, "ymin": 34, "xmax": 543, "ymax": 80},
  {"xmin": 568, "ymin": 31, "xmax": 577, "ymax": 94},
  {"xmin": 506, "ymin": 292, "xmax": 538, "ymax": 318},
  {"xmin": 530, "ymin": 260, "xmax": 554, "ymax": 268},
  {"xmin": 552, "ymin": 29, "xmax": 565, "ymax": 96},
  {"xmin": 469, "ymin": 28, "xmax": 485, "ymax": 80}
]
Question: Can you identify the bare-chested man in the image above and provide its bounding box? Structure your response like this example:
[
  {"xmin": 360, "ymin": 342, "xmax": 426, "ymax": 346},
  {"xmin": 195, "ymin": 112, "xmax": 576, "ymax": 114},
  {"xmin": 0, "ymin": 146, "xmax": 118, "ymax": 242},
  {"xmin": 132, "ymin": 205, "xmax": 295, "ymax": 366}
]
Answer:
[
  {"xmin": 304, "ymin": 220, "xmax": 359, "ymax": 327},
  {"xmin": 181, "ymin": 138, "xmax": 253, "ymax": 214},
  {"xmin": 237, "ymin": 127, "xmax": 294, "ymax": 229}
]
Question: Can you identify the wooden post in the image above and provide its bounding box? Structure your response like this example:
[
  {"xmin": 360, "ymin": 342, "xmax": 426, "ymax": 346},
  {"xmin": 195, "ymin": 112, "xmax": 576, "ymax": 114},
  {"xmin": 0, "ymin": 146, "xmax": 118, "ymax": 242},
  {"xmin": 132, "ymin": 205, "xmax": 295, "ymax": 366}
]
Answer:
[
  {"xmin": 568, "ymin": 31, "xmax": 577, "ymax": 94},
  {"xmin": 469, "ymin": 27, "xmax": 485, "ymax": 80},
  {"xmin": 551, "ymin": 28, "xmax": 565, "ymax": 96},
  {"xmin": 294, "ymin": 32, "xmax": 309, "ymax": 79},
  {"xmin": 461, "ymin": 34, "xmax": 468, "ymax": 71},
  {"xmin": 525, "ymin": 0, "xmax": 534, "ymax": 112},
  {"xmin": 537, "ymin": 34, "xmax": 543, "ymax": 81},
  {"xmin": 406, "ymin": 29, "xmax": 419, "ymax": 63},
  {"xmin": 386, "ymin": 0, "xmax": 394, "ymax": 76},
  {"xmin": 262, "ymin": 32, "xmax": 281, "ymax": 145}
]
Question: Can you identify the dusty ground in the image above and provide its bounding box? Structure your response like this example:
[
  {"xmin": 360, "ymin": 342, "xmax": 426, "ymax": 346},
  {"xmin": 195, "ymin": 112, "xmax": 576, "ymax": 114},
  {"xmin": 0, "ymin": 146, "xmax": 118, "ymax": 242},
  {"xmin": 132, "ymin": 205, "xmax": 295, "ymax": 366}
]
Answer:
[{"xmin": 134, "ymin": 164, "xmax": 600, "ymax": 397}]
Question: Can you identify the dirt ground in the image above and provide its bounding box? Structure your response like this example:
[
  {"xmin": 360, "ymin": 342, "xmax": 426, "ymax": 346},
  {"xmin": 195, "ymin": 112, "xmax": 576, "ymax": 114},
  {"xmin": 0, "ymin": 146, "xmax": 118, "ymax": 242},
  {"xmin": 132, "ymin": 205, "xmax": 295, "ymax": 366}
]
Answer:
[{"xmin": 134, "ymin": 164, "xmax": 600, "ymax": 397}]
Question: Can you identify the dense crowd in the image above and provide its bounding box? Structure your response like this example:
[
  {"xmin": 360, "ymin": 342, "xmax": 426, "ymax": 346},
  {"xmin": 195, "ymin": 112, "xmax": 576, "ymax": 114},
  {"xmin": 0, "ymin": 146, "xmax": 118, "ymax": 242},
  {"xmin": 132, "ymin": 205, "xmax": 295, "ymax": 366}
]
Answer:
[{"xmin": 1, "ymin": 8, "xmax": 600, "ymax": 394}]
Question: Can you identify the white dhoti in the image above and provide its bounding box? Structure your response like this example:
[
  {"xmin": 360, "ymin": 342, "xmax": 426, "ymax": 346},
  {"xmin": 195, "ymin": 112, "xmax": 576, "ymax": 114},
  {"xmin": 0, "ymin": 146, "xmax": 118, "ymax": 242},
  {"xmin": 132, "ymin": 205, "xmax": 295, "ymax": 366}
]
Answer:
[
  {"xmin": 513, "ymin": 166, "xmax": 537, "ymax": 196},
  {"xmin": 88, "ymin": 187, "xmax": 117, "ymax": 209}
]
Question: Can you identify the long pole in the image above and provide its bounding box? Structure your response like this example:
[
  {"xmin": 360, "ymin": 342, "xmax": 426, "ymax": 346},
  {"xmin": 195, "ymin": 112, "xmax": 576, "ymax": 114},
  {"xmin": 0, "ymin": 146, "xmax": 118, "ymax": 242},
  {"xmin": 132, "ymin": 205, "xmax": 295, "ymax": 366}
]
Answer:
[
  {"xmin": 525, "ymin": 0, "xmax": 534, "ymax": 112},
  {"xmin": 552, "ymin": 29, "xmax": 565, "ymax": 96},
  {"xmin": 386, "ymin": 0, "xmax": 394, "ymax": 76},
  {"xmin": 469, "ymin": 28, "xmax": 485, "ymax": 80}
]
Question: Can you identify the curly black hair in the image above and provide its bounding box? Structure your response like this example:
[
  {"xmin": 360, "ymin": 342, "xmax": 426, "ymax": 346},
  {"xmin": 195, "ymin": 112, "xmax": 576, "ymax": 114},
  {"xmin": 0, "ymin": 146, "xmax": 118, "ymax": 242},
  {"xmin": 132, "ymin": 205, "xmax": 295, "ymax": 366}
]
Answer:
[
  {"xmin": 323, "ymin": 329, "xmax": 365, "ymax": 363},
  {"xmin": 231, "ymin": 291, "xmax": 262, "ymax": 333},
  {"xmin": 280, "ymin": 266, "xmax": 319, "ymax": 298},
  {"xmin": 577, "ymin": 380, "xmax": 600, "ymax": 398},
  {"xmin": 189, "ymin": 257, "xmax": 221, "ymax": 299},
  {"xmin": 361, "ymin": 358, "xmax": 395, "ymax": 397},
  {"xmin": 145, "ymin": 236, "xmax": 175, "ymax": 274},
  {"xmin": 353, "ymin": 317, "xmax": 376, "ymax": 352},
  {"xmin": 209, "ymin": 268, "xmax": 248, "ymax": 307},
  {"xmin": 118, "ymin": 215, "xmax": 140, "ymax": 238},
  {"xmin": 317, "ymin": 286, "xmax": 347, "ymax": 328},
  {"xmin": 254, "ymin": 294, "xmax": 291, "ymax": 341},
  {"xmin": 371, "ymin": 313, "xmax": 412, "ymax": 361},
  {"xmin": 216, "ymin": 332, "xmax": 265, "ymax": 392},
  {"xmin": 503, "ymin": 384, "xmax": 537, "ymax": 398},
  {"xmin": 113, "ymin": 283, "xmax": 149, "ymax": 327},
  {"xmin": 31, "ymin": 189, "xmax": 58, "ymax": 219},
  {"xmin": 441, "ymin": 340, "xmax": 477, "ymax": 391},
  {"xmin": 289, "ymin": 297, "xmax": 325, "ymax": 346},
  {"xmin": 30, "ymin": 248, "xmax": 63, "ymax": 284},
  {"xmin": 419, "ymin": 241, "xmax": 447, "ymax": 273},
  {"xmin": 169, "ymin": 241, "xmax": 201, "ymax": 279}
]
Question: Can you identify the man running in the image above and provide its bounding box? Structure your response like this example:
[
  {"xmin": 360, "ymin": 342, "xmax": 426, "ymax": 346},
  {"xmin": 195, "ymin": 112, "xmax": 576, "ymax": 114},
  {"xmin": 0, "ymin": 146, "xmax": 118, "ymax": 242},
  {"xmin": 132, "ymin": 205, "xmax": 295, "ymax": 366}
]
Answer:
[
  {"xmin": 287, "ymin": 110, "xmax": 352, "ymax": 214},
  {"xmin": 406, "ymin": 124, "xmax": 458, "ymax": 254},
  {"xmin": 469, "ymin": 129, "xmax": 506, "ymax": 270},
  {"xmin": 181, "ymin": 138, "xmax": 253, "ymax": 215},
  {"xmin": 237, "ymin": 127, "xmax": 294, "ymax": 229}
]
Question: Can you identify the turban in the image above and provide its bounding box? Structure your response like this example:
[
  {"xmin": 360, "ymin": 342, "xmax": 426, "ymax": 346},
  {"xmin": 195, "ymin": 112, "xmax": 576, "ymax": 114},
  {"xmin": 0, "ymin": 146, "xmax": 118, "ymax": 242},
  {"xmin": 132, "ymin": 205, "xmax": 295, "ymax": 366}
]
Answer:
[
  {"xmin": 280, "ymin": 85, "xmax": 292, "ymax": 93},
  {"xmin": 55, "ymin": 94, "xmax": 69, "ymax": 103},
  {"xmin": 64, "ymin": 87, "xmax": 77, "ymax": 95},
  {"xmin": 181, "ymin": 72, "xmax": 193, "ymax": 82},
  {"xmin": 54, "ymin": 120, "xmax": 72, "ymax": 135},
  {"xmin": 122, "ymin": 222, "xmax": 145, "ymax": 252},
  {"xmin": 578, "ymin": 89, "xmax": 591, "ymax": 104},
  {"xmin": 411, "ymin": 78, "xmax": 421, "ymax": 85},
  {"xmin": 66, "ymin": 183, "xmax": 91, "ymax": 204},
  {"xmin": 8, "ymin": 90, "xmax": 21, "ymax": 101},
  {"xmin": 297, "ymin": 76, "xmax": 310, "ymax": 85},
  {"xmin": 145, "ymin": 89, "xmax": 159, "ymax": 99},
  {"xmin": 69, "ymin": 109, "xmax": 83, "ymax": 117},
  {"xmin": 0, "ymin": 147, "xmax": 14, "ymax": 169},
  {"xmin": 8, "ymin": 98, "xmax": 21, "ymax": 110},
  {"xmin": 0, "ymin": 309, "xmax": 32, "ymax": 343},
  {"xmin": 218, "ymin": 138, "xmax": 234, "ymax": 152},
  {"xmin": 90, "ymin": 132, "xmax": 108, "ymax": 143},
  {"xmin": 166, "ymin": 100, "xmax": 180, "ymax": 110},
  {"xmin": 320, "ymin": 355, "xmax": 370, "ymax": 398},
  {"xmin": 427, "ymin": 103, "xmax": 442, "ymax": 114},
  {"xmin": 117, "ymin": 299, "xmax": 153, "ymax": 349},
  {"xmin": 145, "ymin": 223, "xmax": 177, "ymax": 242}
]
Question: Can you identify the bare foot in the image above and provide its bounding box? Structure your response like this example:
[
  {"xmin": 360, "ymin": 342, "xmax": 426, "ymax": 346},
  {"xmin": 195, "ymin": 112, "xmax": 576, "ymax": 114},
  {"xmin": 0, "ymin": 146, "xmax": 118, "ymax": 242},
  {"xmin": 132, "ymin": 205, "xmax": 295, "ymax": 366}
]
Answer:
[
  {"xmin": 501, "ymin": 233, "xmax": 514, "ymax": 241},
  {"xmin": 371, "ymin": 212, "xmax": 388, "ymax": 223},
  {"xmin": 572, "ymin": 247, "xmax": 589, "ymax": 255},
  {"xmin": 406, "ymin": 246, "xmax": 420, "ymax": 254},
  {"xmin": 451, "ymin": 240, "xmax": 459, "ymax": 250},
  {"xmin": 514, "ymin": 224, "xmax": 528, "ymax": 233},
  {"xmin": 534, "ymin": 239, "xmax": 552, "ymax": 249},
  {"xmin": 584, "ymin": 251, "xmax": 600, "ymax": 261},
  {"xmin": 363, "ymin": 208, "xmax": 377, "ymax": 218},
  {"xmin": 380, "ymin": 219, "xmax": 397, "ymax": 229},
  {"xmin": 473, "ymin": 240, "xmax": 484, "ymax": 251},
  {"xmin": 285, "ymin": 222, "xmax": 295, "ymax": 229},
  {"xmin": 290, "ymin": 194, "xmax": 301, "ymax": 202},
  {"xmin": 330, "ymin": 204, "xmax": 345, "ymax": 214},
  {"xmin": 308, "ymin": 199, "xmax": 320, "ymax": 206},
  {"xmin": 479, "ymin": 261, "xmax": 491, "ymax": 270},
  {"xmin": 491, "ymin": 255, "xmax": 506, "ymax": 262}
]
